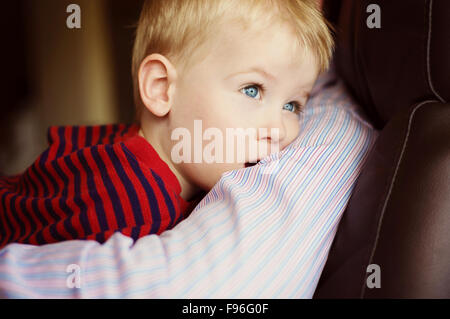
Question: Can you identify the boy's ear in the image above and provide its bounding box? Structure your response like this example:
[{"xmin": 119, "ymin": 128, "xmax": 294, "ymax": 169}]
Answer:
[{"xmin": 138, "ymin": 53, "xmax": 177, "ymax": 117}]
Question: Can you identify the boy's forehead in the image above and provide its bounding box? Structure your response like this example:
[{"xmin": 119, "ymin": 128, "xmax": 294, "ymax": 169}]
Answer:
[{"xmin": 208, "ymin": 21, "xmax": 311, "ymax": 74}]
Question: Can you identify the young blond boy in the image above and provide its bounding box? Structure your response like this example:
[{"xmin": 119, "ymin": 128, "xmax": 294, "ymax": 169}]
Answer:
[{"xmin": 0, "ymin": 0, "xmax": 333, "ymax": 247}]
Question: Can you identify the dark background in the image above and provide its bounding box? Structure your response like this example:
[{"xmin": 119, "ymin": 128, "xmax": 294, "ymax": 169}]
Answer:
[{"xmin": 1, "ymin": 0, "xmax": 144, "ymax": 175}]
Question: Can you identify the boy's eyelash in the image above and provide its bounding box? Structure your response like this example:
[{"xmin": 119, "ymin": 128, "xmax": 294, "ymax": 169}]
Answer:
[
  {"xmin": 291, "ymin": 101, "xmax": 304, "ymax": 115},
  {"xmin": 242, "ymin": 83, "xmax": 304, "ymax": 115},
  {"xmin": 243, "ymin": 82, "xmax": 266, "ymax": 95}
]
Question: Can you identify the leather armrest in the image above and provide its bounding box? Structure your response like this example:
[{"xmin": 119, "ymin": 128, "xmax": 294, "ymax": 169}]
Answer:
[{"xmin": 314, "ymin": 101, "xmax": 450, "ymax": 298}]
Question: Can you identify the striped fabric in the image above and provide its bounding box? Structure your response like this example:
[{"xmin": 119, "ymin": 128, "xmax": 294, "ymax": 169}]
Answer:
[
  {"xmin": 0, "ymin": 124, "xmax": 192, "ymax": 248},
  {"xmin": 0, "ymin": 64, "xmax": 378, "ymax": 298}
]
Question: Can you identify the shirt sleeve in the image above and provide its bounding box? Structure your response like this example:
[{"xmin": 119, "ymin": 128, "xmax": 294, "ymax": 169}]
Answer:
[{"xmin": 0, "ymin": 66, "xmax": 378, "ymax": 298}]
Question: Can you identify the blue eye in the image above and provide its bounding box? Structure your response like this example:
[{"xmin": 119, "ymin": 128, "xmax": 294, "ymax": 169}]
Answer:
[
  {"xmin": 283, "ymin": 102, "xmax": 298, "ymax": 113},
  {"xmin": 241, "ymin": 85, "xmax": 261, "ymax": 99}
]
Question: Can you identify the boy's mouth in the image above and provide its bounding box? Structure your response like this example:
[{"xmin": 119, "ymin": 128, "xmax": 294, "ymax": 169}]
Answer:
[{"xmin": 244, "ymin": 161, "xmax": 259, "ymax": 168}]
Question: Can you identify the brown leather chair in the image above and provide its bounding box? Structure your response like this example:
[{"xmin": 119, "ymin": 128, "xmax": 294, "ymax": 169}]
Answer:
[{"xmin": 314, "ymin": 0, "xmax": 450, "ymax": 298}]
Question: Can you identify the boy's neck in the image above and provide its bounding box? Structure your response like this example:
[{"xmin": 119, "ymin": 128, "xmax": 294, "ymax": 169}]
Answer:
[{"xmin": 138, "ymin": 127, "xmax": 200, "ymax": 202}]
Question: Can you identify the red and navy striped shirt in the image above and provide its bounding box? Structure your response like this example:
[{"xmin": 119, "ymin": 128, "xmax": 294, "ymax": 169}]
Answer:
[{"xmin": 0, "ymin": 123, "xmax": 195, "ymax": 248}]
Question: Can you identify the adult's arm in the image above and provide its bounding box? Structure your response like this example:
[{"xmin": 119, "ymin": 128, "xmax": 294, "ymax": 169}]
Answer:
[{"xmin": 0, "ymin": 65, "xmax": 378, "ymax": 298}]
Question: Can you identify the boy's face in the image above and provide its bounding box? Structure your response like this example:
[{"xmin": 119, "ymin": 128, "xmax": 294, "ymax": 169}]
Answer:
[{"xmin": 165, "ymin": 22, "xmax": 319, "ymax": 191}]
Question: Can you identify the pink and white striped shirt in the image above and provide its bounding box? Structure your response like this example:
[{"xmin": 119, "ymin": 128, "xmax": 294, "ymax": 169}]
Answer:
[{"xmin": 0, "ymin": 64, "xmax": 378, "ymax": 298}]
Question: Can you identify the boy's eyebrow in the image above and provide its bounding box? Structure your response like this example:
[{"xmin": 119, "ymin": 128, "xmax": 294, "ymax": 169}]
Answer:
[
  {"xmin": 301, "ymin": 92, "xmax": 311, "ymax": 100},
  {"xmin": 227, "ymin": 68, "xmax": 314, "ymax": 100},
  {"xmin": 226, "ymin": 67, "xmax": 276, "ymax": 82}
]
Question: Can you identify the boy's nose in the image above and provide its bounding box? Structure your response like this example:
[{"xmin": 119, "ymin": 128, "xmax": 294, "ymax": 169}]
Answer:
[{"xmin": 258, "ymin": 112, "xmax": 287, "ymax": 143}]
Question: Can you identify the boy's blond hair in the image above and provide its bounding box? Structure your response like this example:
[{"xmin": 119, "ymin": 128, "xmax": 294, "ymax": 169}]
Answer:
[{"xmin": 132, "ymin": 0, "xmax": 334, "ymax": 121}]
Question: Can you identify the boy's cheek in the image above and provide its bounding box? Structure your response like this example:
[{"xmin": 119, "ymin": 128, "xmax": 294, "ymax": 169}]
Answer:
[{"xmin": 280, "ymin": 118, "xmax": 301, "ymax": 146}]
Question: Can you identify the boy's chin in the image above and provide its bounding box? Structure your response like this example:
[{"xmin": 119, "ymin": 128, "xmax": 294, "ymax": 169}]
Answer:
[{"xmin": 191, "ymin": 161, "xmax": 260, "ymax": 190}]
